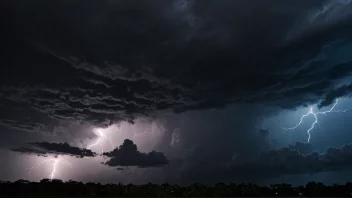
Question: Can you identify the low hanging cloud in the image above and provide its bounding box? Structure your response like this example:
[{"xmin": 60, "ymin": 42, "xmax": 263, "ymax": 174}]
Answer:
[
  {"xmin": 103, "ymin": 139, "xmax": 168, "ymax": 168},
  {"xmin": 11, "ymin": 147, "xmax": 49, "ymax": 157},
  {"xmin": 11, "ymin": 142, "xmax": 96, "ymax": 158}
]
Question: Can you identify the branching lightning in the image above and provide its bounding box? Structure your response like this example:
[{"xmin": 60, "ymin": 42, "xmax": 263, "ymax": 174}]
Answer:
[
  {"xmin": 28, "ymin": 157, "xmax": 72, "ymax": 180},
  {"xmin": 283, "ymin": 99, "xmax": 348, "ymax": 142},
  {"xmin": 87, "ymin": 129, "xmax": 114, "ymax": 154}
]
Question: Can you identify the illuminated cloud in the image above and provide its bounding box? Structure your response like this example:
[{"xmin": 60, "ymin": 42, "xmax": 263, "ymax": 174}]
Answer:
[
  {"xmin": 11, "ymin": 142, "xmax": 97, "ymax": 158},
  {"xmin": 283, "ymin": 99, "xmax": 349, "ymax": 142},
  {"xmin": 86, "ymin": 128, "xmax": 114, "ymax": 154}
]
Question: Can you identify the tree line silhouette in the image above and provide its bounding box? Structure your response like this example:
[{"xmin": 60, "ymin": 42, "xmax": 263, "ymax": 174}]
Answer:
[{"xmin": 1, "ymin": 179, "xmax": 352, "ymax": 197}]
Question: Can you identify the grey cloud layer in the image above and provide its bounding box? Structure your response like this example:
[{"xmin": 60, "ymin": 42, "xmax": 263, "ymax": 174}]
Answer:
[
  {"xmin": 1, "ymin": 0, "xmax": 352, "ymax": 132},
  {"xmin": 11, "ymin": 142, "xmax": 96, "ymax": 158}
]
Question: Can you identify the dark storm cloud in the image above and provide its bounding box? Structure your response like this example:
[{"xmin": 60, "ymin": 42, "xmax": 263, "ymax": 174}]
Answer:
[
  {"xmin": 174, "ymin": 142, "xmax": 352, "ymax": 183},
  {"xmin": 1, "ymin": 0, "xmax": 352, "ymax": 132},
  {"xmin": 11, "ymin": 147, "xmax": 48, "ymax": 157},
  {"xmin": 226, "ymin": 143, "xmax": 352, "ymax": 180},
  {"xmin": 289, "ymin": 142, "xmax": 313, "ymax": 154},
  {"xmin": 319, "ymin": 83, "xmax": 352, "ymax": 108},
  {"xmin": 11, "ymin": 142, "xmax": 96, "ymax": 158},
  {"xmin": 103, "ymin": 139, "xmax": 168, "ymax": 168},
  {"xmin": 257, "ymin": 128, "xmax": 273, "ymax": 150},
  {"xmin": 0, "ymin": 119, "xmax": 48, "ymax": 134}
]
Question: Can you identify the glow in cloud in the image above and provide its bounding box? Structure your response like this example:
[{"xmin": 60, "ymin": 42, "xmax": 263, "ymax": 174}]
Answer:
[{"xmin": 87, "ymin": 128, "xmax": 115, "ymax": 154}]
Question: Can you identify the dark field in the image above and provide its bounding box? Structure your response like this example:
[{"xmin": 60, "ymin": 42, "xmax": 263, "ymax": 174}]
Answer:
[{"xmin": 1, "ymin": 180, "xmax": 352, "ymax": 197}]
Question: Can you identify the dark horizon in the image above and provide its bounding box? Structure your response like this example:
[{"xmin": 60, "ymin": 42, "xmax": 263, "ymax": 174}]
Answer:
[{"xmin": 2, "ymin": 179, "xmax": 352, "ymax": 197}]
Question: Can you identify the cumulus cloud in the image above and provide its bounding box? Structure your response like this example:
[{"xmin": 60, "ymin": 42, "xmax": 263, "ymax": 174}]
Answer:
[
  {"xmin": 103, "ymin": 139, "xmax": 168, "ymax": 168},
  {"xmin": 1, "ymin": 0, "xmax": 352, "ymax": 133},
  {"xmin": 289, "ymin": 142, "xmax": 313, "ymax": 154},
  {"xmin": 11, "ymin": 142, "xmax": 96, "ymax": 158}
]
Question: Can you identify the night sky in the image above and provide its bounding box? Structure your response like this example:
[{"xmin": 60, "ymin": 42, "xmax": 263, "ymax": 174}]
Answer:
[{"xmin": 1, "ymin": 0, "xmax": 352, "ymax": 185}]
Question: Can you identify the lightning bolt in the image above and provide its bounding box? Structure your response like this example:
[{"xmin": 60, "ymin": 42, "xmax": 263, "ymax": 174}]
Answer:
[
  {"xmin": 87, "ymin": 129, "xmax": 114, "ymax": 154},
  {"xmin": 132, "ymin": 129, "xmax": 149, "ymax": 139},
  {"xmin": 28, "ymin": 157, "xmax": 72, "ymax": 180},
  {"xmin": 283, "ymin": 99, "xmax": 348, "ymax": 142}
]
